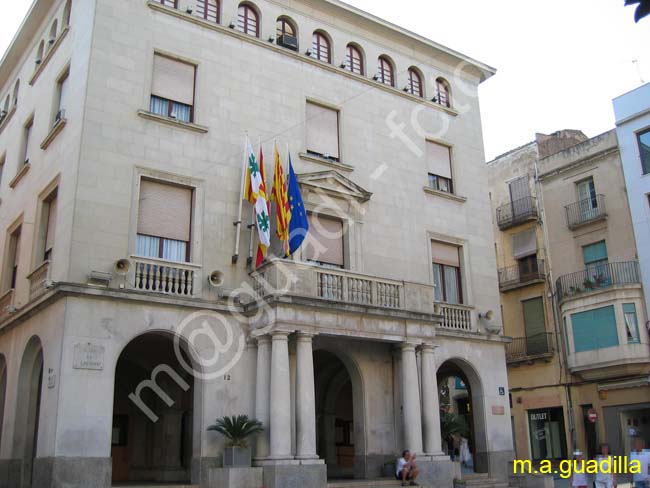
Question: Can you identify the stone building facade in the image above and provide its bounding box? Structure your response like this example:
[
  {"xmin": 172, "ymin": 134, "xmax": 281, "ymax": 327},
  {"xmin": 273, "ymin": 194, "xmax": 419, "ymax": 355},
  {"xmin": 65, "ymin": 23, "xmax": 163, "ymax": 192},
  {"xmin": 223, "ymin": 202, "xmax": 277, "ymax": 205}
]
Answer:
[
  {"xmin": 0, "ymin": 1, "xmax": 513, "ymax": 487},
  {"xmin": 488, "ymin": 129, "xmax": 650, "ymax": 465}
]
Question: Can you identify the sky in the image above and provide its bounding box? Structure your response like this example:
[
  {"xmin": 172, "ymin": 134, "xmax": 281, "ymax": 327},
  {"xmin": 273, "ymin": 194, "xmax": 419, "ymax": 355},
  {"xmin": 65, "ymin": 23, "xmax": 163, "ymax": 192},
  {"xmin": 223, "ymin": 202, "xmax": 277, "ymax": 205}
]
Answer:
[{"xmin": 1, "ymin": 0, "xmax": 649, "ymax": 160}]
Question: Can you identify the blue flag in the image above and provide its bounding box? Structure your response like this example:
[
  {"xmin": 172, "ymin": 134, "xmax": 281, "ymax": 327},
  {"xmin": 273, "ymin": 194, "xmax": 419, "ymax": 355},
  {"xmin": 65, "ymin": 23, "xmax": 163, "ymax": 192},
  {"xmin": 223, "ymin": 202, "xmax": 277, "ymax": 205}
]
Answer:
[{"xmin": 287, "ymin": 155, "xmax": 309, "ymax": 254}]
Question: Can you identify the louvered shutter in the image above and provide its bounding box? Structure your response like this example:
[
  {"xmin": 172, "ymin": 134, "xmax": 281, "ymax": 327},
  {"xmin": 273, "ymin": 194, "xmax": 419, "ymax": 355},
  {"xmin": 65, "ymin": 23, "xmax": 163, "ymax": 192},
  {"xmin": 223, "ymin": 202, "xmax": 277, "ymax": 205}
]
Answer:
[
  {"xmin": 306, "ymin": 102, "xmax": 339, "ymax": 159},
  {"xmin": 427, "ymin": 141, "xmax": 452, "ymax": 179},
  {"xmin": 305, "ymin": 214, "xmax": 344, "ymax": 266},
  {"xmin": 152, "ymin": 54, "xmax": 195, "ymax": 105},
  {"xmin": 431, "ymin": 241, "xmax": 460, "ymax": 267},
  {"xmin": 138, "ymin": 180, "xmax": 192, "ymax": 242}
]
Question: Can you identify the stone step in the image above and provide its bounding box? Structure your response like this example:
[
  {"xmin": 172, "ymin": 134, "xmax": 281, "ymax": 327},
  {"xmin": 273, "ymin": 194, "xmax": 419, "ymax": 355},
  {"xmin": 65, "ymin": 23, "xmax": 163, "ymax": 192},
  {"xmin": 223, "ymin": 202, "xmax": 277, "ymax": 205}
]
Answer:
[
  {"xmin": 327, "ymin": 479, "xmax": 405, "ymax": 488},
  {"xmin": 454, "ymin": 477, "xmax": 508, "ymax": 488},
  {"xmin": 112, "ymin": 485, "xmax": 198, "ymax": 488}
]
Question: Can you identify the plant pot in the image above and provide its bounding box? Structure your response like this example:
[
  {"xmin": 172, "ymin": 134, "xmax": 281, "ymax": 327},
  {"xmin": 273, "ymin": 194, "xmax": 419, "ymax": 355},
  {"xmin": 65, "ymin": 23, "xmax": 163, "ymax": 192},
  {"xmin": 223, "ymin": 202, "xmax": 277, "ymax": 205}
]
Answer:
[
  {"xmin": 382, "ymin": 461, "xmax": 396, "ymax": 478},
  {"xmin": 223, "ymin": 446, "xmax": 251, "ymax": 467}
]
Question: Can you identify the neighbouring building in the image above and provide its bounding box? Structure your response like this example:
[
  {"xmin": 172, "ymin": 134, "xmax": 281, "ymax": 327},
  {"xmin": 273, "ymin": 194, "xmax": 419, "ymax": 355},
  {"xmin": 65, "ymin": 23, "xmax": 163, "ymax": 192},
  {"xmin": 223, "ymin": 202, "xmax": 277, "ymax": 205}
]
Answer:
[
  {"xmin": 0, "ymin": 1, "xmax": 513, "ymax": 488},
  {"xmin": 488, "ymin": 129, "xmax": 650, "ymax": 465}
]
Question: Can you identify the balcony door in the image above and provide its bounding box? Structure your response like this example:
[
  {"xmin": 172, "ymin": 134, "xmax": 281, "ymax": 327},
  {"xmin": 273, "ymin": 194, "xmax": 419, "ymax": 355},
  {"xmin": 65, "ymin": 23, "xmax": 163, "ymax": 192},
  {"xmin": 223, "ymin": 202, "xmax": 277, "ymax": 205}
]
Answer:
[
  {"xmin": 508, "ymin": 175, "xmax": 532, "ymax": 219},
  {"xmin": 582, "ymin": 241, "xmax": 610, "ymax": 287},
  {"xmin": 576, "ymin": 177, "xmax": 598, "ymax": 222},
  {"xmin": 523, "ymin": 297, "xmax": 547, "ymax": 355}
]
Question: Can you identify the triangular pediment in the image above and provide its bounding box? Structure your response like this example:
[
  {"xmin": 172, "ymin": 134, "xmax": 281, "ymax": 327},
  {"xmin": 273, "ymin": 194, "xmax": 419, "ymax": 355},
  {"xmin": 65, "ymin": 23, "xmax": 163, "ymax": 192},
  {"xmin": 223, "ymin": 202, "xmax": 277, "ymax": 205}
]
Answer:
[{"xmin": 297, "ymin": 170, "xmax": 372, "ymax": 203}]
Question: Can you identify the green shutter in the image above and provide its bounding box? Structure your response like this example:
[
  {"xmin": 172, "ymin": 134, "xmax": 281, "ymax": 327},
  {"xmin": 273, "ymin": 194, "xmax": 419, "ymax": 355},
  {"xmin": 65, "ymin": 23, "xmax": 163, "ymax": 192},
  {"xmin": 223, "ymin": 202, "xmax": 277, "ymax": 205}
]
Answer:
[
  {"xmin": 523, "ymin": 297, "xmax": 547, "ymax": 354},
  {"xmin": 571, "ymin": 305, "xmax": 619, "ymax": 352},
  {"xmin": 582, "ymin": 241, "xmax": 608, "ymax": 265}
]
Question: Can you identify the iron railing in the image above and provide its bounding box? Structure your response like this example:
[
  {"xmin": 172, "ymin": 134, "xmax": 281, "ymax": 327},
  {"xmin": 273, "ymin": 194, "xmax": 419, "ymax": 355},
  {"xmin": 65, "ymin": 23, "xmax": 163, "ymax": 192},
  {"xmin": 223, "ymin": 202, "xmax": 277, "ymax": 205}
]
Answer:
[
  {"xmin": 496, "ymin": 196, "xmax": 538, "ymax": 229},
  {"xmin": 565, "ymin": 194, "xmax": 606, "ymax": 229},
  {"xmin": 506, "ymin": 332, "xmax": 554, "ymax": 362},
  {"xmin": 556, "ymin": 261, "xmax": 640, "ymax": 302},
  {"xmin": 498, "ymin": 259, "xmax": 546, "ymax": 290}
]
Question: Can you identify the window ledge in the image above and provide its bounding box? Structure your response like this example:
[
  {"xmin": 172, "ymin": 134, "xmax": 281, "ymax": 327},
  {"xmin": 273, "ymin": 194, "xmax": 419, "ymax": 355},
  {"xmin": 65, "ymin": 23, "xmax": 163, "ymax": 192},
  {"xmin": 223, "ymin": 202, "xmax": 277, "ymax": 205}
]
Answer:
[
  {"xmin": 40, "ymin": 118, "xmax": 67, "ymax": 150},
  {"xmin": 9, "ymin": 162, "xmax": 31, "ymax": 189},
  {"xmin": 29, "ymin": 27, "xmax": 70, "ymax": 86},
  {"xmin": 0, "ymin": 106, "xmax": 16, "ymax": 135},
  {"xmin": 137, "ymin": 110, "xmax": 208, "ymax": 133},
  {"xmin": 299, "ymin": 152, "xmax": 354, "ymax": 172},
  {"xmin": 423, "ymin": 186, "xmax": 467, "ymax": 203}
]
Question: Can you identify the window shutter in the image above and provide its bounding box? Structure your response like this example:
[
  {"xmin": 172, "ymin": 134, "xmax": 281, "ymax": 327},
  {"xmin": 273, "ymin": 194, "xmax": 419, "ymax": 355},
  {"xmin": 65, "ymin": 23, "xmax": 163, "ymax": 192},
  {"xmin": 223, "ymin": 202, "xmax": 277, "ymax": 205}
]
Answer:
[
  {"xmin": 431, "ymin": 241, "xmax": 460, "ymax": 267},
  {"xmin": 512, "ymin": 229, "xmax": 537, "ymax": 259},
  {"xmin": 508, "ymin": 175, "xmax": 530, "ymax": 202},
  {"xmin": 582, "ymin": 241, "xmax": 607, "ymax": 264},
  {"xmin": 306, "ymin": 102, "xmax": 339, "ymax": 158},
  {"xmin": 138, "ymin": 180, "xmax": 192, "ymax": 242},
  {"xmin": 426, "ymin": 141, "xmax": 452, "ymax": 179},
  {"xmin": 152, "ymin": 54, "xmax": 195, "ymax": 106},
  {"xmin": 523, "ymin": 297, "xmax": 546, "ymax": 354},
  {"xmin": 305, "ymin": 214, "xmax": 344, "ymax": 266},
  {"xmin": 571, "ymin": 306, "xmax": 618, "ymax": 352},
  {"xmin": 45, "ymin": 196, "xmax": 58, "ymax": 252}
]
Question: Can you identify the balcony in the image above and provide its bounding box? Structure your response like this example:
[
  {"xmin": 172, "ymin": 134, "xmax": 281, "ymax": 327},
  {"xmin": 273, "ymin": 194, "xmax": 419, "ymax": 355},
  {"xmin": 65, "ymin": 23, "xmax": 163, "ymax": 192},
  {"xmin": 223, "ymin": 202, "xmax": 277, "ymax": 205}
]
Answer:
[
  {"xmin": 27, "ymin": 261, "xmax": 51, "ymax": 300},
  {"xmin": 130, "ymin": 256, "xmax": 200, "ymax": 297},
  {"xmin": 251, "ymin": 260, "xmax": 476, "ymax": 333},
  {"xmin": 498, "ymin": 259, "xmax": 546, "ymax": 291},
  {"xmin": 496, "ymin": 196, "xmax": 538, "ymax": 230},
  {"xmin": 506, "ymin": 332, "xmax": 554, "ymax": 364},
  {"xmin": 565, "ymin": 194, "xmax": 607, "ymax": 229},
  {"xmin": 567, "ymin": 342, "xmax": 650, "ymax": 381},
  {"xmin": 556, "ymin": 261, "xmax": 640, "ymax": 303},
  {"xmin": 0, "ymin": 289, "xmax": 15, "ymax": 323}
]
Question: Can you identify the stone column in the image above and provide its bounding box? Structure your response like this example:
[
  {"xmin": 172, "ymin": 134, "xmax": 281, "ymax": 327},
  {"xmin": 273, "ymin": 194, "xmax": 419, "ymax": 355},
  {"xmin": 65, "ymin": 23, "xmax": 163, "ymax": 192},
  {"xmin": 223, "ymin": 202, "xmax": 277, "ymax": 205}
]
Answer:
[
  {"xmin": 420, "ymin": 344, "xmax": 444, "ymax": 456},
  {"xmin": 269, "ymin": 331, "xmax": 293, "ymax": 459},
  {"xmin": 401, "ymin": 342, "xmax": 423, "ymax": 453},
  {"xmin": 255, "ymin": 335, "xmax": 271, "ymax": 459},
  {"xmin": 295, "ymin": 332, "xmax": 318, "ymax": 460}
]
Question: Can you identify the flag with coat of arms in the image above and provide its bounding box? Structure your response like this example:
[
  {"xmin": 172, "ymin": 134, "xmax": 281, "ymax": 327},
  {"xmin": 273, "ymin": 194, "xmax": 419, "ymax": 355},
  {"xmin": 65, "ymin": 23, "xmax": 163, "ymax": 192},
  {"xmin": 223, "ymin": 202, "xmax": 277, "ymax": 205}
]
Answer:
[{"xmin": 243, "ymin": 139, "xmax": 270, "ymax": 266}]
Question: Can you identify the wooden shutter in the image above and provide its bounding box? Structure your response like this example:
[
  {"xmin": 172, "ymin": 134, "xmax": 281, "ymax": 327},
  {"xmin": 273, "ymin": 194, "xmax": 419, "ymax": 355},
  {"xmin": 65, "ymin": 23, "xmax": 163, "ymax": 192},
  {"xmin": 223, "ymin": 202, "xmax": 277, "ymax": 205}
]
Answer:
[
  {"xmin": 512, "ymin": 229, "xmax": 537, "ymax": 259},
  {"xmin": 138, "ymin": 180, "xmax": 192, "ymax": 242},
  {"xmin": 509, "ymin": 176, "xmax": 530, "ymax": 202},
  {"xmin": 426, "ymin": 141, "xmax": 452, "ymax": 179},
  {"xmin": 523, "ymin": 297, "xmax": 546, "ymax": 339},
  {"xmin": 45, "ymin": 195, "xmax": 58, "ymax": 252},
  {"xmin": 305, "ymin": 214, "xmax": 343, "ymax": 266},
  {"xmin": 571, "ymin": 306, "xmax": 618, "ymax": 353},
  {"xmin": 306, "ymin": 102, "xmax": 339, "ymax": 158},
  {"xmin": 582, "ymin": 241, "xmax": 607, "ymax": 264},
  {"xmin": 152, "ymin": 54, "xmax": 195, "ymax": 105},
  {"xmin": 431, "ymin": 241, "xmax": 460, "ymax": 267}
]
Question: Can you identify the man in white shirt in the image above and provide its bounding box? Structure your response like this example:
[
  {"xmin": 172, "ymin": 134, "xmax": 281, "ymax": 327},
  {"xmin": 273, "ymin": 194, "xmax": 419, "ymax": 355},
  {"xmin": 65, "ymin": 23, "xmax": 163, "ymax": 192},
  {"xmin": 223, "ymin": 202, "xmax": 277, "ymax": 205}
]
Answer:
[
  {"xmin": 395, "ymin": 450, "xmax": 420, "ymax": 487},
  {"xmin": 630, "ymin": 438, "xmax": 649, "ymax": 488}
]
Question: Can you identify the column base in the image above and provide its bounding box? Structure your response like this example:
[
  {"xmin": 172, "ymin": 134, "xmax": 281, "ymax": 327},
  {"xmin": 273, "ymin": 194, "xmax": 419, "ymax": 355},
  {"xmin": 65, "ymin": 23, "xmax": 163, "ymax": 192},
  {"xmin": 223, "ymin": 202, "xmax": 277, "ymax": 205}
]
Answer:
[
  {"xmin": 415, "ymin": 458, "xmax": 455, "ymax": 488},
  {"xmin": 32, "ymin": 457, "xmax": 111, "ymax": 488},
  {"xmin": 208, "ymin": 467, "xmax": 263, "ymax": 488},
  {"xmin": 262, "ymin": 463, "xmax": 327, "ymax": 488},
  {"xmin": 254, "ymin": 458, "xmax": 300, "ymax": 466}
]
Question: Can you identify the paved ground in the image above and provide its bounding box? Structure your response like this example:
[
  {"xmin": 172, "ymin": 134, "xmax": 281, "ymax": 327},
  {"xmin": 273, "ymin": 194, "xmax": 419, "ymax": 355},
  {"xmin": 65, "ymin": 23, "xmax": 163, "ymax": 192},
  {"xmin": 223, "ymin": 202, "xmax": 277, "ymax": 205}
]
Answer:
[{"xmin": 553, "ymin": 475, "xmax": 635, "ymax": 487}]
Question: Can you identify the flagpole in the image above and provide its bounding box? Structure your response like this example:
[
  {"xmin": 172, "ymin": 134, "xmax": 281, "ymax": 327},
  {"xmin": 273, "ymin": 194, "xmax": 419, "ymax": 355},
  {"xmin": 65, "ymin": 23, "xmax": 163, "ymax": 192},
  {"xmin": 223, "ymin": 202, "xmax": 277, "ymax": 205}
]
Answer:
[{"xmin": 232, "ymin": 133, "xmax": 248, "ymax": 264}]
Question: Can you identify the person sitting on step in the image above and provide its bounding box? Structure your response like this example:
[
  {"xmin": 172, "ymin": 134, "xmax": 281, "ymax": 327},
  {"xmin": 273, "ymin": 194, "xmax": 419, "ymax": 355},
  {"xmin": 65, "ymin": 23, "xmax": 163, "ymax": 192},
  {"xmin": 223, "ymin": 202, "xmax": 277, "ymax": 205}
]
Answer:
[{"xmin": 396, "ymin": 449, "xmax": 420, "ymax": 486}]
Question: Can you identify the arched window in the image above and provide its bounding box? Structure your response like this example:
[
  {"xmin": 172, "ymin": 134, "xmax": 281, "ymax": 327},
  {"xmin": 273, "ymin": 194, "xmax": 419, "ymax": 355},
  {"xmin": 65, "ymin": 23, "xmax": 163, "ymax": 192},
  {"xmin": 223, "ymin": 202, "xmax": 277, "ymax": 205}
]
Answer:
[
  {"xmin": 346, "ymin": 44, "xmax": 363, "ymax": 75},
  {"xmin": 237, "ymin": 3, "xmax": 259, "ymax": 37},
  {"xmin": 312, "ymin": 31, "xmax": 331, "ymax": 63},
  {"xmin": 49, "ymin": 19, "xmax": 58, "ymax": 43},
  {"xmin": 407, "ymin": 67, "xmax": 423, "ymax": 97},
  {"xmin": 276, "ymin": 17, "xmax": 298, "ymax": 50},
  {"xmin": 63, "ymin": 0, "xmax": 72, "ymax": 27},
  {"xmin": 196, "ymin": 0, "xmax": 219, "ymax": 23},
  {"xmin": 377, "ymin": 56, "xmax": 394, "ymax": 87},
  {"xmin": 12, "ymin": 80, "xmax": 19, "ymax": 107},
  {"xmin": 435, "ymin": 77, "xmax": 451, "ymax": 108},
  {"xmin": 36, "ymin": 40, "xmax": 44, "ymax": 64}
]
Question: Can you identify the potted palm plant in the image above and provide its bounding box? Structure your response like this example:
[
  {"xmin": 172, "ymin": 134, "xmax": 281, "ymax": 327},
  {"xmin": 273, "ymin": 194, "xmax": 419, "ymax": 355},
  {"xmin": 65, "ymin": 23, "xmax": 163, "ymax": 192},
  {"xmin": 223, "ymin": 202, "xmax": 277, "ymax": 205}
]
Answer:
[{"xmin": 208, "ymin": 415, "xmax": 264, "ymax": 467}]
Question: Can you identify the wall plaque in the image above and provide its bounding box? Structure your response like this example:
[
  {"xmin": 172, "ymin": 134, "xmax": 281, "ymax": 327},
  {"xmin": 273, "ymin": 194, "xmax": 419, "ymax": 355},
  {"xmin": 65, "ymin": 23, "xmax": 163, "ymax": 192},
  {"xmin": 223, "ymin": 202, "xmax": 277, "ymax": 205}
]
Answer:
[
  {"xmin": 491, "ymin": 405, "xmax": 505, "ymax": 415},
  {"xmin": 73, "ymin": 343, "xmax": 105, "ymax": 370}
]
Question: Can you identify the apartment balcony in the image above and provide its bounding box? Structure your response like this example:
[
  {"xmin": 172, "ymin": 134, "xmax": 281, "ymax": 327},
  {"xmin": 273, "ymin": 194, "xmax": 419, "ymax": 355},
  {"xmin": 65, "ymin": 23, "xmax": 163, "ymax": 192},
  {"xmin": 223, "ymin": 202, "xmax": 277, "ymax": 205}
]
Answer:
[
  {"xmin": 565, "ymin": 194, "xmax": 607, "ymax": 229},
  {"xmin": 251, "ymin": 259, "xmax": 476, "ymax": 333},
  {"xmin": 556, "ymin": 261, "xmax": 640, "ymax": 304},
  {"xmin": 505, "ymin": 332, "xmax": 554, "ymax": 364},
  {"xmin": 27, "ymin": 261, "xmax": 51, "ymax": 300},
  {"xmin": 496, "ymin": 196, "xmax": 538, "ymax": 230},
  {"xmin": 498, "ymin": 259, "xmax": 546, "ymax": 292},
  {"xmin": 130, "ymin": 256, "xmax": 200, "ymax": 297}
]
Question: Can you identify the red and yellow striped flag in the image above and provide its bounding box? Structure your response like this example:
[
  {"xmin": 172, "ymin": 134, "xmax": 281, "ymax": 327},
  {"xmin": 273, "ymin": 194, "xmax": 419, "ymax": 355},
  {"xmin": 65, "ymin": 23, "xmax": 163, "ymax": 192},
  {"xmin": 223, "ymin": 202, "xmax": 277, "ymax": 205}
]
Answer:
[{"xmin": 271, "ymin": 143, "xmax": 291, "ymax": 257}]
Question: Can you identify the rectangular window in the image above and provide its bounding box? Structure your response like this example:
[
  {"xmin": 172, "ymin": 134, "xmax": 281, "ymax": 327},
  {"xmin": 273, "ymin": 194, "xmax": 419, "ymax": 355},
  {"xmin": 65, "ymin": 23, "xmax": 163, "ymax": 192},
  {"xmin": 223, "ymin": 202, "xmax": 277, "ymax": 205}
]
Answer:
[
  {"xmin": 55, "ymin": 69, "xmax": 69, "ymax": 124},
  {"xmin": 42, "ymin": 190, "xmax": 58, "ymax": 261},
  {"xmin": 426, "ymin": 141, "xmax": 453, "ymax": 193},
  {"xmin": 306, "ymin": 102, "xmax": 340, "ymax": 161},
  {"xmin": 3, "ymin": 226, "xmax": 21, "ymax": 291},
  {"xmin": 431, "ymin": 240, "xmax": 462, "ymax": 304},
  {"xmin": 150, "ymin": 54, "xmax": 195, "ymax": 123},
  {"xmin": 638, "ymin": 128, "xmax": 650, "ymax": 175},
  {"xmin": 623, "ymin": 303, "xmax": 640, "ymax": 343},
  {"xmin": 304, "ymin": 213, "xmax": 344, "ymax": 268},
  {"xmin": 571, "ymin": 305, "xmax": 619, "ymax": 352},
  {"xmin": 523, "ymin": 297, "xmax": 547, "ymax": 355},
  {"xmin": 21, "ymin": 117, "xmax": 33, "ymax": 165},
  {"xmin": 137, "ymin": 179, "xmax": 193, "ymax": 262}
]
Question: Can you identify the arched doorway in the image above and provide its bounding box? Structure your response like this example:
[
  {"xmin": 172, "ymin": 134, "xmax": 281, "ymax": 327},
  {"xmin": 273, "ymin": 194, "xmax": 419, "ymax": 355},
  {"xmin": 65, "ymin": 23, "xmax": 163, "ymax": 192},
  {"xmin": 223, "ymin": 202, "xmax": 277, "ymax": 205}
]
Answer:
[
  {"xmin": 437, "ymin": 359, "xmax": 487, "ymax": 474},
  {"xmin": 314, "ymin": 349, "xmax": 365, "ymax": 480},
  {"xmin": 111, "ymin": 332, "xmax": 195, "ymax": 484},
  {"xmin": 13, "ymin": 336, "xmax": 44, "ymax": 488}
]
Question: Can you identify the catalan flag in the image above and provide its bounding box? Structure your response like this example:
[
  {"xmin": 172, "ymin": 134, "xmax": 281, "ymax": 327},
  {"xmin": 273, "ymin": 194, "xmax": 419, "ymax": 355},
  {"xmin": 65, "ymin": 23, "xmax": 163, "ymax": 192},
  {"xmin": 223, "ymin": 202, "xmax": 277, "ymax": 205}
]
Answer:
[{"xmin": 271, "ymin": 143, "xmax": 291, "ymax": 257}]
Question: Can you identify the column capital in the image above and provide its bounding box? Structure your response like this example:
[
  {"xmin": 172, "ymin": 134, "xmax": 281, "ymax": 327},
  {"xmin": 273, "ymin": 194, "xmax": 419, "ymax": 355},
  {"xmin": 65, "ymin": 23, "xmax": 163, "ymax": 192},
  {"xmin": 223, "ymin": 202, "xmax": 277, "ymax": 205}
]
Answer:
[
  {"xmin": 295, "ymin": 330, "xmax": 318, "ymax": 341},
  {"xmin": 418, "ymin": 343, "xmax": 439, "ymax": 353},
  {"xmin": 400, "ymin": 341, "xmax": 420, "ymax": 352},
  {"xmin": 255, "ymin": 334, "xmax": 272, "ymax": 346},
  {"xmin": 271, "ymin": 329, "xmax": 292, "ymax": 340}
]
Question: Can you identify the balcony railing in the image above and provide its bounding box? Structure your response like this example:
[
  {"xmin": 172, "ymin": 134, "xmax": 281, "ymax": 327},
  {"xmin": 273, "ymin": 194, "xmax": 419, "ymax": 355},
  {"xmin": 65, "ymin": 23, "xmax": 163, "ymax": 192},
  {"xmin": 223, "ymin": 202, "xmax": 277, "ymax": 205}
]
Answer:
[
  {"xmin": 565, "ymin": 194, "xmax": 607, "ymax": 229},
  {"xmin": 316, "ymin": 270, "xmax": 402, "ymax": 308},
  {"xmin": 506, "ymin": 332, "xmax": 554, "ymax": 363},
  {"xmin": 496, "ymin": 196, "xmax": 538, "ymax": 230},
  {"xmin": 132, "ymin": 256, "xmax": 199, "ymax": 297},
  {"xmin": 436, "ymin": 303, "xmax": 473, "ymax": 332},
  {"xmin": 498, "ymin": 259, "xmax": 546, "ymax": 291},
  {"xmin": 556, "ymin": 261, "xmax": 640, "ymax": 303},
  {"xmin": 27, "ymin": 261, "xmax": 51, "ymax": 300}
]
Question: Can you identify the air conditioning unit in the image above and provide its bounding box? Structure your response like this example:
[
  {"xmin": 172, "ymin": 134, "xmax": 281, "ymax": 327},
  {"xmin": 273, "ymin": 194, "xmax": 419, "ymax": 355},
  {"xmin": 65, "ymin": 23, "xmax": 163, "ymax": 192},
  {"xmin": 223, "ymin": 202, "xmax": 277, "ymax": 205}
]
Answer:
[{"xmin": 277, "ymin": 34, "xmax": 298, "ymax": 51}]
